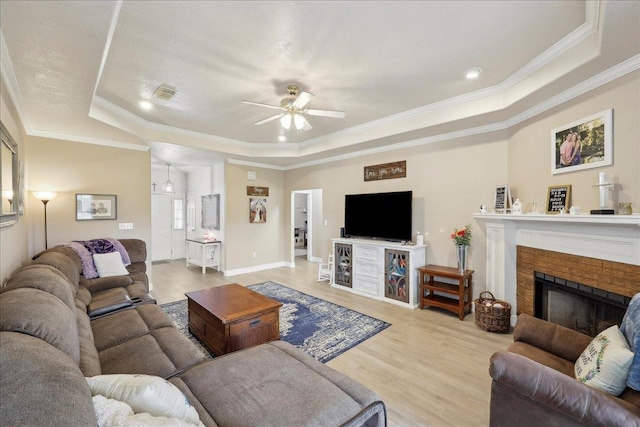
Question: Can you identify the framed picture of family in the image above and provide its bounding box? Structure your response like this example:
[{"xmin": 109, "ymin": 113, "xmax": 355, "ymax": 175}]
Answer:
[
  {"xmin": 76, "ymin": 194, "xmax": 117, "ymax": 221},
  {"xmin": 551, "ymin": 109, "xmax": 612, "ymax": 175}
]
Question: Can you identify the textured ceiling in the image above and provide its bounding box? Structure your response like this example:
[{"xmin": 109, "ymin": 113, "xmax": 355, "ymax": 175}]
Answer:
[{"xmin": 1, "ymin": 1, "xmax": 639, "ymax": 168}]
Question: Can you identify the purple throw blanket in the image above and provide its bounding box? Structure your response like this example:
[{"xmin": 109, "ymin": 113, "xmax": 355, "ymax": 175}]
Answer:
[{"xmin": 65, "ymin": 238, "xmax": 131, "ymax": 279}]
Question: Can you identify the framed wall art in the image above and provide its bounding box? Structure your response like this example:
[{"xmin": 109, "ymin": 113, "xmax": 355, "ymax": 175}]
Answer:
[
  {"xmin": 76, "ymin": 194, "xmax": 117, "ymax": 220},
  {"xmin": 249, "ymin": 198, "xmax": 267, "ymax": 223},
  {"xmin": 551, "ymin": 109, "xmax": 612, "ymax": 175}
]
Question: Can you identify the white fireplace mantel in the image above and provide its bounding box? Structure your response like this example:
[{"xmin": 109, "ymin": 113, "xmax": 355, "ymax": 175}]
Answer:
[{"xmin": 473, "ymin": 213, "xmax": 640, "ymax": 324}]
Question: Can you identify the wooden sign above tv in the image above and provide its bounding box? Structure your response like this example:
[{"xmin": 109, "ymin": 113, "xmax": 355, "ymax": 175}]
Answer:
[{"xmin": 364, "ymin": 161, "xmax": 406, "ymax": 182}]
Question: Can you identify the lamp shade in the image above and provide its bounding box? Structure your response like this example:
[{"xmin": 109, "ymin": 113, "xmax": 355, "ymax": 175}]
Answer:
[{"xmin": 33, "ymin": 191, "xmax": 58, "ymax": 202}]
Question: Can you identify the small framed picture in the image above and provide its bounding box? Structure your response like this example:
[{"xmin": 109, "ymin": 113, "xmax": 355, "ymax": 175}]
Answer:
[
  {"xmin": 76, "ymin": 194, "xmax": 117, "ymax": 221},
  {"xmin": 546, "ymin": 185, "xmax": 571, "ymax": 214},
  {"xmin": 249, "ymin": 198, "xmax": 267, "ymax": 223},
  {"xmin": 551, "ymin": 109, "xmax": 612, "ymax": 175}
]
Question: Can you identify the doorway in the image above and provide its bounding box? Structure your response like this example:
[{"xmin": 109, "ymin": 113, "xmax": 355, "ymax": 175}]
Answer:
[{"xmin": 290, "ymin": 189, "xmax": 322, "ymax": 264}]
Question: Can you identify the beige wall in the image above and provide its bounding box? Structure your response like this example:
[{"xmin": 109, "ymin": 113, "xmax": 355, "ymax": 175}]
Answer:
[
  {"xmin": 225, "ymin": 163, "xmax": 286, "ymax": 271},
  {"xmin": 285, "ymin": 131, "xmax": 509, "ymax": 298},
  {"xmin": 0, "ymin": 87, "xmax": 29, "ymax": 284},
  {"xmin": 26, "ymin": 137, "xmax": 152, "ymax": 274},
  {"xmin": 508, "ymin": 70, "xmax": 640, "ymax": 212}
]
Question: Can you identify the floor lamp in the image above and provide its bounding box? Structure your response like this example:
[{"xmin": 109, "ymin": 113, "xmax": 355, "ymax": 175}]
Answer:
[{"xmin": 33, "ymin": 192, "xmax": 57, "ymax": 249}]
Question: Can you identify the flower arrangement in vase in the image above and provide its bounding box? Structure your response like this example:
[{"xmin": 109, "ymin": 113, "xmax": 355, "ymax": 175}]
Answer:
[
  {"xmin": 451, "ymin": 224, "xmax": 472, "ymax": 273},
  {"xmin": 451, "ymin": 224, "xmax": 472, "ymax": 246}
]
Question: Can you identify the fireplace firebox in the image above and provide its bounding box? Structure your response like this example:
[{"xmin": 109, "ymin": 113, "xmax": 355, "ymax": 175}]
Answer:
[{"xmin": 534, "ymin": 271, "xmax": 630, "ymax": 337}]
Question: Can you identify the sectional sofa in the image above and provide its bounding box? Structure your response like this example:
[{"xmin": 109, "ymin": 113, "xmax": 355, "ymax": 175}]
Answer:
[{"xmin": 0, "ymin": 239, "xmax": 386, "ymax": 426}]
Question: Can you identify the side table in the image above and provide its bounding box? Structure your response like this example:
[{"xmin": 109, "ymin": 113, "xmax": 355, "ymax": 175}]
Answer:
[{"xmin": 418, "ymin": 264, "xmax": 474, "ymax": 320}]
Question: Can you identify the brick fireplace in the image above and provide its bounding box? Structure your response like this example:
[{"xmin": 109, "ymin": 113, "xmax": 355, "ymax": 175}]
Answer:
[
  {"xmin": 516, "ymin": 246, "xmax": 637, "ymax": 333},
  {"xmin": 474, "ymin": 213, "xmax": 640, "ymax": 325}
]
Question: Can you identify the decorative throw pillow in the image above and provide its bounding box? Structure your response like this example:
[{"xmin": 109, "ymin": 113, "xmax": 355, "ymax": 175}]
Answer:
[
  {"xmin": 620, "ymin": 292, "xmax": 640, "ymax": 390},
  {"xmin": 93, "ymin": 252, "xmax": 129, "ymax": 278},
  {"xmin": 86, "ymin": 374, "xmax": 201, "ymax": 424},
  {"xmin": 575, "ymin": 325, "xmax": 634, "ymax": 396}
]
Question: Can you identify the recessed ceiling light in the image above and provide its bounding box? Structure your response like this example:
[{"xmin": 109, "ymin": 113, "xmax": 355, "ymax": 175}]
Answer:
[
  {"xmin": 278, "ymin": 135, "xmax": 286, "ymax": 142},
  {"xmin": 464, "ymin": 67, "xmax": 483, "ymax": 79},
  {"xmin": 139, "ymin": 100, "xmax": 153, "ymax": 110}
]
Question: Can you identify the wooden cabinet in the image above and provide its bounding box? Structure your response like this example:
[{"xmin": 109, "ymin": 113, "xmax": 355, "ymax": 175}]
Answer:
[
  {"xmin": 331, "ymin": 238, "xmax": 426, "ymax": 308},
  {"xmin": 418, "ymin": 265, "xmax": 473, "ymax": 320}
]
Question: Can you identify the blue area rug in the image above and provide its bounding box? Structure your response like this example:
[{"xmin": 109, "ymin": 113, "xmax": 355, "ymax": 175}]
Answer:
[{"xmin": 160, "ymin": 281, "xmax": 391, "ymax": 363}]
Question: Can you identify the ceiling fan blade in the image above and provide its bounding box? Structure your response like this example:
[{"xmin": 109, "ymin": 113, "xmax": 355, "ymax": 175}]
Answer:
[
  {"xmin": 306, "ymin": 109, "xmax": 346, "ymax": 118},
  {"xmin": 292, "ymin": 91, "xmax": 314, "ymax": 109},
  {"xmin": 301, "ymin": 116, "xmax": 313, "ymax": 131},
  {"xmin": 241, "ymin": 100, "xmax": 283, "ymax": 110},
  {"xmin": 254, "ymin": 114, "xmax": 284, "ymax": 125}
]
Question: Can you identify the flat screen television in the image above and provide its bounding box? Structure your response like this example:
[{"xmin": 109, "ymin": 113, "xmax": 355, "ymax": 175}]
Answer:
[{"xmin": 344, "ymin": 191, "xmax": 412, "ymax": 242}]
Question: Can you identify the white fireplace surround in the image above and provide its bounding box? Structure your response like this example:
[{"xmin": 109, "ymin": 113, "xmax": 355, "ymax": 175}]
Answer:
[{"xmin": 473, "ymin": 213, "xmax": 640, "ymax": 325}]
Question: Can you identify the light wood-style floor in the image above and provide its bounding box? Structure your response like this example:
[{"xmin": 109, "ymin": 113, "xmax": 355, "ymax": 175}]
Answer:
[{"xmin": 150, "ymin": 258, "xmax": 513, "ymax": 427}]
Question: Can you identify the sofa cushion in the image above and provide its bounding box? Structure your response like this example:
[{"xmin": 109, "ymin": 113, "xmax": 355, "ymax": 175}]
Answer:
[
  {"xmin": 575, "ymin": 325, "xmax": 634, "ymax": 396},
  {"xmin": 92, "ymin": 308, "xmax": 151, "ymax": 351},
  {"xmin": 94, "ymin": 252, "xmax": 130, "ymax": 278},
  {"xmin": 99, "ymin": 329, "xmax": 208, "ymax": 378},
  {"xmin": 621, "ymin": 292, "xmax": 640, "ymax": 391},
  {"xmin": 0, "ymin": 332, "xmax": 97, "ymax": 426},
  {"xmin": 120, "ymin": 239, "xmax": 147, "ymax": 264},
  {"xmin": 31, "ymin": 251, "xmax": 80, "ymax": 291},
  {"xmin": 176, "ymin": 341, "xmax": 383, "ymax": 427},
  {"xmin": 86, "ymin": 374, "xmax": 201, "ymax": 424},
  {"xmin": 0, "ymin": 288, "xmax": 80, "ymax": 364},
  {"xmin": 2, "ymin": 265, "xmax": 76, "ymax": 311},
  {"xmin": 507, "ymin": 341, "xmax": 576, "ymax": 377}
]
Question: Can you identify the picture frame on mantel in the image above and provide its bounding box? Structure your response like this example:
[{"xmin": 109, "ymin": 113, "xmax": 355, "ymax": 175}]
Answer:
[
  {"xmin": 546, "ymin": 185, "xmax": 571, "ymax": 214},
  {"xmin": 551, "ymin": 109, "xmax": 612, "ymax": 175}
]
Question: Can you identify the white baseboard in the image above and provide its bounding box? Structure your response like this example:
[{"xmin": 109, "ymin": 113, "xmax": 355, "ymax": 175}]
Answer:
[
  {"xmin": 309, "ymin": 256, "xmax": 322, "ymax": 263},
  {"xmin": 223, "ymin": 261, "xmax": 294, "ymax": 277}
]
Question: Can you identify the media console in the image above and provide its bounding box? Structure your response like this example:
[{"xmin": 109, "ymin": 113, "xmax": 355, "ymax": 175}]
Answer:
[{"xmin": 331, "ymin": 238, "xmax": 426, "ymax": 309}]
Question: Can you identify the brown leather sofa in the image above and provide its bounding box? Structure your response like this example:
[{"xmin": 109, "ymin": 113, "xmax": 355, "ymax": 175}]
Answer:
[
  {"xmin": 489, "ymin": 314, "xmax": 640, "ymax": 426},
  {"xmin": 0, "ymin": 239, "xmax": 386, "ymax": 426}
]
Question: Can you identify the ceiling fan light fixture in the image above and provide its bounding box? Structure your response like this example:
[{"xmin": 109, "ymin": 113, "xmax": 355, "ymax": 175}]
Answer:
[
  {"xmin": 464, "ymin": 67, "xmax": 483, "ymax": 79},
  {"xmin": 293, "ymin": 114, "xmax": 305, "ymax": 130},
  {"xmin": 162, "ymin": 163, "xmax": 175, "ymax": 194},
  {"xmin": 281, "ymin": 114, "xmax": 292, "ymax": 130},
  {"xmin": 278, "ymin": 135, "xmax": 286, "ymax": 142}
]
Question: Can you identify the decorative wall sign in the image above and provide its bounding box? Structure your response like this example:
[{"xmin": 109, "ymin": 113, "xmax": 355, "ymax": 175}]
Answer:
[
  {"xmin": 76, "ymin": 194, "xmax": 117, "ymax": 220},
  {"xmin": 364, "ymin": 161, "xmax": 406, "ymax": 181},
  {"xmin": 546, "ymin": 185, "xmax": 572, "ymax": 213},
  {"xmin": 494, "ymin": 185, "xmax": 513, "ymax": 213},
  {"xmin": 250, "ymin": 198, "xmax": 267, "ymax": 223},
  {"xmin": 551, "ymin": 109, "xmax": 612, "ymax": 175},
  {"xmin": 247, "ymin": 186, "xmax": 269, "ymax": 196}
]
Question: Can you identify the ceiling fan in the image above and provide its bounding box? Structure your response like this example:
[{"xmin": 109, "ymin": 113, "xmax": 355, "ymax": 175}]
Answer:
[{"xmin": 242, "ymin": 84, "xmax": 345, "ymax": 131}]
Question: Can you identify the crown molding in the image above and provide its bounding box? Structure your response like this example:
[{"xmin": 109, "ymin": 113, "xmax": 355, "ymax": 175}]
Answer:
[
  {"xmin": 29, "ymin": 129, "xmax": 150, "ymax": 151},
  {"xmin": 226, "ymin": 158, "xmax": 286, "ymax": 171},
  {"xmin": 0, "ymin": 32, "xmax": 33, "ymax": 133}
]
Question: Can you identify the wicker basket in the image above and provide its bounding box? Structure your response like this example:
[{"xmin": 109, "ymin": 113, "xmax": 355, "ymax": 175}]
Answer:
[{"xmin": 474, "ymin": 291, "xmax": 511, "ymax": 333}]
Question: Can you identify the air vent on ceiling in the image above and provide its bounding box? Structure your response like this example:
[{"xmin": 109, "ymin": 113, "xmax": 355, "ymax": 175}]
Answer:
[{"xmin": 153, "ymin": 84, "xmax": 177, "ymax": 100}]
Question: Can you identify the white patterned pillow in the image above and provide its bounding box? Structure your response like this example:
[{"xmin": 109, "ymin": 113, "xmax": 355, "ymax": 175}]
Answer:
[
  {"xmin": 575, "ymin": 325, "xmax": 634, "ymax": 395},
  {"xmin": 86, "ymin": 374, "xmax": 201, "ymax": 424}
]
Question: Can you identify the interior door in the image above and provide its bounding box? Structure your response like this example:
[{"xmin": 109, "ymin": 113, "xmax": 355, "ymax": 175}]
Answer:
[{"xmin": 152, "ymin": 194, "xmax": 172, "ymax": 261}]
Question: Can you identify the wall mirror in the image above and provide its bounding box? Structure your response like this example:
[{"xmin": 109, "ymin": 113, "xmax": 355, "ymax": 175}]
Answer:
[
  {"xmin": 1, "ymin": 122, "xmax": 18, "ymax": 227},
  {"xmin": 201, "ymin": 194, "xmax": 220, "ymax": 230}
]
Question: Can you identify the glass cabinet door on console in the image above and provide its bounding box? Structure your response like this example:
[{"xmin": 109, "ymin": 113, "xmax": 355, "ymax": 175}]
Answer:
[
  {"xmin": 384, "ymin": 249, "xmax": 409, "ymax": 303},
  {"xmin": 334, "ymin": 243, "xmax": 352, "ymax": 288}
]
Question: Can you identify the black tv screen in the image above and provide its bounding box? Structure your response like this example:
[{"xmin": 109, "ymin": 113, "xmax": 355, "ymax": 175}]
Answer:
[{"xmin": 344, "ymin": 191, "xmax": 412, "ymax": 241}]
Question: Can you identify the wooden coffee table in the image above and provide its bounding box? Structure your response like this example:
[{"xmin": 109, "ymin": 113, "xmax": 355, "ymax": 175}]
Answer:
[{"xmin": 185, "ymin": 283, "xmax": 282, "ymax": 356}]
